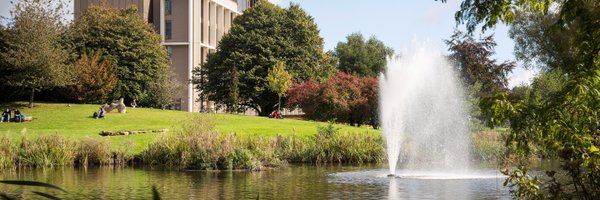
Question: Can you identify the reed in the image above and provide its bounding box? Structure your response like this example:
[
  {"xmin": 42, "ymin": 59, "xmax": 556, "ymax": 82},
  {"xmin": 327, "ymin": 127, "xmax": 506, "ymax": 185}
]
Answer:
[
  {"xmin": 76, "ymin": 137, "xmax": 112, "ymax": 165},
  {"xmin": 141, "ymin": 117, "xmax": 385, "ymax": 170},
  {"xmin": 0, "ymin": 135, "xmax": 15, "ymax": 169},
  {"xmin": 18, "ymin": 133, "xmax": 76, "ymax": 167}
]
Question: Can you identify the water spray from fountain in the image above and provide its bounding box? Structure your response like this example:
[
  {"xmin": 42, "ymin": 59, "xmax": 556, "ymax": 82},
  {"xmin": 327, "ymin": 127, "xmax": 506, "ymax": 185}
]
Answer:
[{"xmin": 380, "ymin": 42, "xmax": 471, "ymax": 176}]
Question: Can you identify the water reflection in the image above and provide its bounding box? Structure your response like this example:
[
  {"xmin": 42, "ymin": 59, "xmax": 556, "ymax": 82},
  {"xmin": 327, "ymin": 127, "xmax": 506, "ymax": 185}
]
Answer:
[{"xmin": 0, "ymin": 165, "xmax": 509, "ymax": 199}]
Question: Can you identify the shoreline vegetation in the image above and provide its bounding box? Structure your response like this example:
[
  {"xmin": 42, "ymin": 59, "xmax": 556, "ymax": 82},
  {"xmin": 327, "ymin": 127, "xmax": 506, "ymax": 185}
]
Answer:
[{"xmin": 0, "ymin": 102, "xmax": 507, "ymax": 170}]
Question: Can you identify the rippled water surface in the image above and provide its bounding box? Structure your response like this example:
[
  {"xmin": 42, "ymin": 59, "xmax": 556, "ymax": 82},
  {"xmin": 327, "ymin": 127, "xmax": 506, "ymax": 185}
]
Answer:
[{"xmin": 0, "ymin": 165, "xmax": 509, "ymax": 199}]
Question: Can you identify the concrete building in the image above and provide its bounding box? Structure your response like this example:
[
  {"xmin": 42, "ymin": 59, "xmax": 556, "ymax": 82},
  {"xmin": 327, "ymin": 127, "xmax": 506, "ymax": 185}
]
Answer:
[{"xmin": 75, "ymin": 0, "xmax": 252, "ymax": 112}]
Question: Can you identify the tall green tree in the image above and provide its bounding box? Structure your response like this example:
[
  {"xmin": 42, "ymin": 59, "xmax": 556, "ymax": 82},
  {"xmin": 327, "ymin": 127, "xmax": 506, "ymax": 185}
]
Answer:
[
  {"xmin": 194, "ymin": 1, "xmax": 331, "ymax": 116},
  {"xmin": 266, "ymin": 62, "xmax": 293, "ymax": 112},
  {"xmin": 452, "ymin": 0, "xmax": 600, "ymax": 198},
  {"xmin": 509, "ymin": 10, "xmax": 580, "ymax": 71},
  {"xmin": 333, "ymin": 33, "xmax": 394, "ymax": 77},
  {"xmin": 0, "ymin": 0, "xmax": 73, "ymax": 108},
  {"xmin": 445, "ymin": 31, "xmax": 516, "ymax": 97},
  {"xmin": 65, "ymin": 5, "xmax": 170, "ymax": 106}
]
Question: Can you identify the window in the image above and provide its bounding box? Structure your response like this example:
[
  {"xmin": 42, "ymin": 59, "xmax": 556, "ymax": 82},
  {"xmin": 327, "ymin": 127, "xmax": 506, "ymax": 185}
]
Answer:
[
  {"xmin": 165, "ymin": 20, "xmax": 172, "ymax": 40},
  {"xmin": 165, "ymin": 0, "xmax": 172, "ymax": 15}
]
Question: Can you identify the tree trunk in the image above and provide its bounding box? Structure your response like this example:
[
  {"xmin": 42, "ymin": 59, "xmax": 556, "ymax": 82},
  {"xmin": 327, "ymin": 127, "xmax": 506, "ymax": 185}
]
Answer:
[
  {"xmin": 278, "ymin": 95, "xmax": 281, "ymax": 112},
  {"xmin": 28, "ymin": 88, "xmax": 35, "ymax": 108}
]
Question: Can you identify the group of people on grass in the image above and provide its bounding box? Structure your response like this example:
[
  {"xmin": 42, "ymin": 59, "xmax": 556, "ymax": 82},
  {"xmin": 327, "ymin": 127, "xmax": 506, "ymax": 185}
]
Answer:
[{"xmin": 1, "ymin": 108, "xmax": 27, "ymax": 122}]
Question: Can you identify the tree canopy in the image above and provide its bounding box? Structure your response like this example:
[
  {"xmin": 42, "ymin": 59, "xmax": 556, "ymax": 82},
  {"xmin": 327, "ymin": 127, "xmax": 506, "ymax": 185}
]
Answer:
[
  {"xmin": 0, "ymin": 0, "xmax": 73, "ymax": 107},
  {"xmin": 445, "ymin": 31, "xmax": 515, "ymax": 96},
  {"xmin": 65, "ymin": 5, "xmax": 170, "ymax": 106},
  {"xmin": 454, "ymin": 0, "xmax": 600, "ymax": 198},
  {"xmin": 267, "ymin": 62, "xmax": 293, "ymax": 112},
  {"xmin": 334, "ymin": 33, "xmax": 394, "ymax": 77},
  {"xmin": 194, "ymin": 1, "xmax": 332, "ymax": 116}
]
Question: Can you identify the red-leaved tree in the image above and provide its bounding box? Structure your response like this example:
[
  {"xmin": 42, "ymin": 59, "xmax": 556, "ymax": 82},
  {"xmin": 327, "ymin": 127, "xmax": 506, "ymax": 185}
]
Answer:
[{"xmin": 287, "ymin": 72, "xmax": 379, "ymax": 128}]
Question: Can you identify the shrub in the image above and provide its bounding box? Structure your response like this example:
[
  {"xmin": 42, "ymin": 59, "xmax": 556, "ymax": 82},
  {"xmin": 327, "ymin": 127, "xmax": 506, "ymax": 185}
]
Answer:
[
  {"xmin": 287, "ymin": 72, "xmax": 379, "ymax": 128},
  {"xmin": 76, "ymin": 137, "xmax": 112, "ymax": 165},
  {"xmin": 18, "ymin": 134, "xmax": 76, "ymax": 167},
  {"xmin": 0, "ymin": 135, "xmax": 15, "ymax": 169},
  {"xmin": 65, "ymin": 51, "xmax": 118, "ymax": 103}
]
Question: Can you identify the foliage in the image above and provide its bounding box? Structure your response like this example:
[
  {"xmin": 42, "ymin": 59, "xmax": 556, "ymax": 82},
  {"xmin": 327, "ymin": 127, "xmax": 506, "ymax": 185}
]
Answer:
[
  {"xmin": 66, "ymin": 52, "xmax": 118, "ymax": 103},
  {"xmin": 142, "ymin": 116, "xmax": 384, "ymax": 168},
  {"xmin": 453, "ymin": 0, "xmax": 553, "ymax": 33},
  {"xmin": 66, "ymin": 5, "xmax": 170, "ymax": 106},
  {"xmin": 76, "ymin": 137, "xmax": 113, "ymax": 165},
  {"xmin": 287, "ymin": 72, "xmax": 379, "ymax": 128},
  {"xmin": 194, "ymin": 1, "xmax": 330, "ymax": 116},
  {"xmin": 0, "ymin": 180, "xmax": 67, "ymax": 200},
  {"xmin": 457, "ymin": 0, "xmax": 600, "ymax": 198},
  {"xmin": 509, "ymin": 10, "xmax": 580, "ymax": 71},
  {"xmin": 266, "ymin": 62, "xmax": 293, "ymax": 111},
  {"xmin": 333, "ymin": 32, "xmax": 394, "ymax": 77},
  {"xmin": 445, "ymin": 31, "xmax": 516, "ymax": 97},
  {"xmin": 0, "ymin": 0, "xmax": 73, "ymax": 108},
  {"xmin": 147, "ymin": 69, "xmax": 184, "ymax": 109},
  {"xmin": 484, "ymin": 71, "xmax": 600, "ymax": 198},
  {"xmin": 18, "ymin": 133, "xmax": 76, "ymax": 167},
  {"xmin": 0, "ymin": 136, "xmax": 15, "ymax": 169}
]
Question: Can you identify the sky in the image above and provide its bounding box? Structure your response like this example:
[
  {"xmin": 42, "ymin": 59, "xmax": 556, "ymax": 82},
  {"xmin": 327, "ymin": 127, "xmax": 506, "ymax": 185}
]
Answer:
[{"xmin": 0, "ymin": 0, "xmax": 537, "ymax": 88}]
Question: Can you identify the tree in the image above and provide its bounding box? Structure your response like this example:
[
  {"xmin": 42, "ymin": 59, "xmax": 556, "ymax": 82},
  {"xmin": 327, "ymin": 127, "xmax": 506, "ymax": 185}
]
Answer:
[
  {"xmin": 68, "ymin": 52, "xmax": 118, "ymax": 103},
  {"xmin": 445, "ymin": 31, "xmax": 516, "ymax": 97},
  {"xmin": 147, "ymin": 70, "xmax": 184, "ymax": 109},
  {"xmin": 194, "ymin": 1, "xmax": 329, "ymax": 116},
  {"xmin": 0, "ymin": 0, "xmax": 73, "ymax": 108},
  {"xmin": 287, "ymin": 72, "xmax": 379, "ymax": 128},
  {"xmin": 66, "ymin": 5, "xmax": 170, "ymax": 106},
  {"xmin": 453, "ymin": 0, "xmax": 600, "ymax": 198},
  {"xmin": 266, "ymin": 62, "xmax": 293, "ymax": 112},
  {"xmin": 334, "ymin": 33, "xmax": 394, "ymax": 77},
  {"xmin": 509, "ymin": 11, "xmax": 580, "ymax": 71}
]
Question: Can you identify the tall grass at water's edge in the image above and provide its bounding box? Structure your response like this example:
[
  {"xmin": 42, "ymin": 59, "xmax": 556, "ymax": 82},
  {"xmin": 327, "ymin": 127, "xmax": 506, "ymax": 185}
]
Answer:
[
  {"xmin": 0, "ymin": 116, "xmax": 386, "ymax": 170},
  {"xmin": 140, "ymin": 116, "xmax": 385, "ymax": 170},
  {"xmin": 0, "ymin": 118, "xmax": 507, "ymax": 170}
]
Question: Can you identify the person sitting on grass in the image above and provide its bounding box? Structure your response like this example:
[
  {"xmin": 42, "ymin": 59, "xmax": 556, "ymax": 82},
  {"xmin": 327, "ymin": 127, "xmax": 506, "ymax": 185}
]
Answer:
[
  {"xmin": 13, "ymin": 109, "xmax": 27, "ymax": 122},
  {"xmin": 1, "ymin": 108, "xmax": 10, "ymax": 122},
  {"xmin": 13, "ymin": 109, "xmax": 21, "ymax": 122},
  {"xmin": 93, "ymin": 105, "xmax": 106, "ymax": 119}
]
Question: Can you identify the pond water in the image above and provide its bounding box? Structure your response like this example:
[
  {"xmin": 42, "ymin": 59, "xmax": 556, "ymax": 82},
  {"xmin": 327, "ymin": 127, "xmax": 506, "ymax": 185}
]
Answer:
[{"xmin": 0, "ymin": 165, "xmax": 509, "ymax": 199}]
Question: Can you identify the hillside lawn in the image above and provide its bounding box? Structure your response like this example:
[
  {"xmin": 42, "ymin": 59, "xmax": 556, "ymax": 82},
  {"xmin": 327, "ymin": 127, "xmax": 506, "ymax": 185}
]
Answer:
[{"xmin": 0, "ymin": 102, "xmax": 379, "ymax": 153}]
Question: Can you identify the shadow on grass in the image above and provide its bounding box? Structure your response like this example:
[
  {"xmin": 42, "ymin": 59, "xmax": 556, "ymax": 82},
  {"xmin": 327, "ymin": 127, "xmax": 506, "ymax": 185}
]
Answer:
[{"xmin": 0, "ymin": 102, "xmax": 28, "ymax": 110}]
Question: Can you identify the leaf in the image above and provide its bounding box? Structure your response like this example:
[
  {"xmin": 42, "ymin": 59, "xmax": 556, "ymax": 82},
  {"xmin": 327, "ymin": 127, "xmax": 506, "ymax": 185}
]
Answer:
[
  {"xmin": 0, "ymin": 192, "xmax": 15, "ymax": 200},
  {"xmin": 152, "ymin": 185, "xmax": 161, "ymax": 200},
  {"xmin": 0, "ymin": 181, "xmax": 67, "ymax": 193},
  {"xmin": 31, "ymin": 191, "xmax": 61, "ymax": 200},
  {"xmin": 590, "ymin": 145, "xmax": 599, "ymax": 153}
]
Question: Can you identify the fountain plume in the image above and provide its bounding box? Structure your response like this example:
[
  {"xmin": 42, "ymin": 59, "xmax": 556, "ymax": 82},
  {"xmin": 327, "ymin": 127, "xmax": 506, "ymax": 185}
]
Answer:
[{"xmin": 380, "ymin": 42, "xmax": 470, "ymax": 175}]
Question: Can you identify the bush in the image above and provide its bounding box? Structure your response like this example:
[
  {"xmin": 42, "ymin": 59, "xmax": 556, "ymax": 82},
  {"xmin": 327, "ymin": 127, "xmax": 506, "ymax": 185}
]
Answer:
[
  {"xmin": 18, "ymin": 134, "xmax": 76, "ymax": 167},
  {"xmin": 141, "ymin": 116, "xmax": 384, "ymax": 169},
  {"xmin": 76, "ymin": 137, "xmax": 113, "ymax": 165},
  {"xmin": 287, "ymin": 72, "xmax": 379, "ymax": 128},
  {"xmin": 0, "ymin": 135, "xmax": 15, "ymax": 169}
]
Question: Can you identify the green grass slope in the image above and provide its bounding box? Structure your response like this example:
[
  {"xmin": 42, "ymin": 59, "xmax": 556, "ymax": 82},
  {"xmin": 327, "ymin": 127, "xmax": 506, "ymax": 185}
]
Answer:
[{"xmin": 0, "ymin": 102, "xmax": 379, "ymax": 153}]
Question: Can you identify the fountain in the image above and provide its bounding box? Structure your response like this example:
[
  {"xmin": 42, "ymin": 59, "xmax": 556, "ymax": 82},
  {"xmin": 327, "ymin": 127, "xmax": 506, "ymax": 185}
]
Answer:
[
  {"xmin": 379, "ymin": 42, "xmax": 471, "ymax": 176},
  {"xmin": 328, "ymin": 42, "xmax": 508, "ymax": 199}
]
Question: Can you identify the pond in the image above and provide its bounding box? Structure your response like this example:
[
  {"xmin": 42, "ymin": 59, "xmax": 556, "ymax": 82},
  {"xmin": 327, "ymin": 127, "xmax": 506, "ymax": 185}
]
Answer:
[{"xmin": 0, "ymin": 165, "xmax": 509, "ymax": 199}]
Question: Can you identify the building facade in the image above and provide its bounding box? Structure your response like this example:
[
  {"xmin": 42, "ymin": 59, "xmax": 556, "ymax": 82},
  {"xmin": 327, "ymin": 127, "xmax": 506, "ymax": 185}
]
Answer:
[{"xmin": 75, "ymin": 0, "xmax": 251, "ymax": 112}]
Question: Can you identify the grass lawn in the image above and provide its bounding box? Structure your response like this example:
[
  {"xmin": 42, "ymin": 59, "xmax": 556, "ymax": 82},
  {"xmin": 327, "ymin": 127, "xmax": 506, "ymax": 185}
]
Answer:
[{"xmin": 0, "ymin": 102, "xmax": 379, "ymax": 153}]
